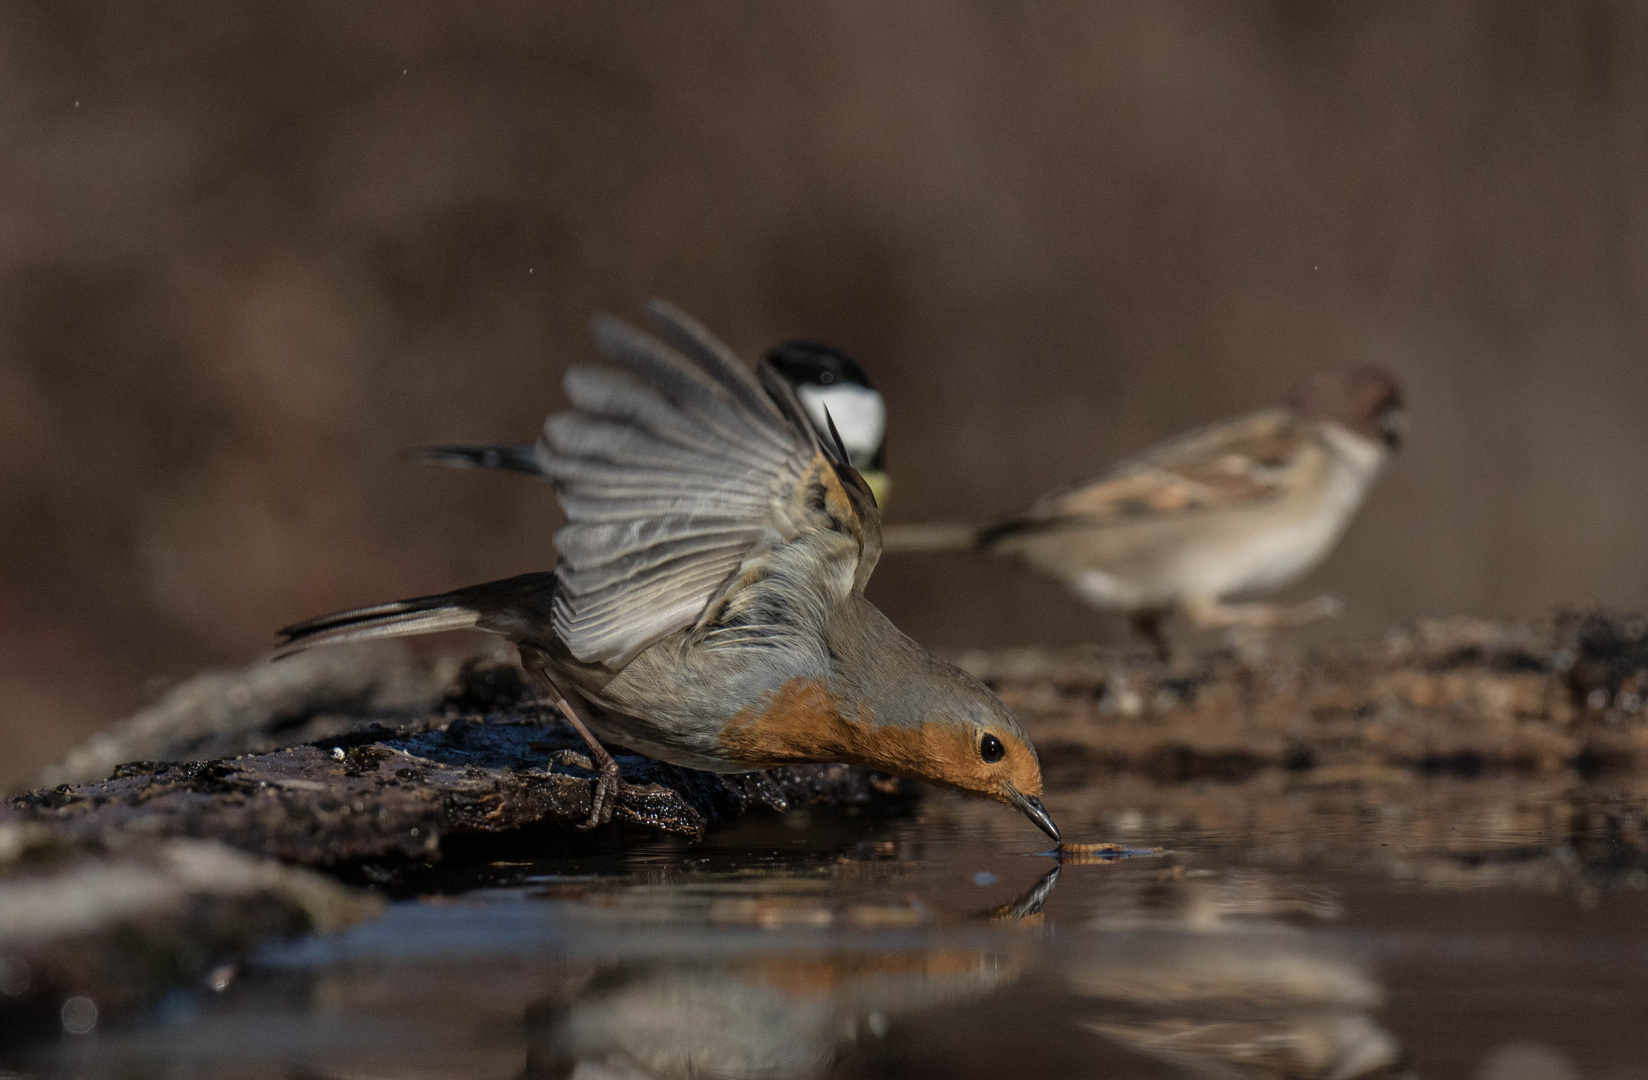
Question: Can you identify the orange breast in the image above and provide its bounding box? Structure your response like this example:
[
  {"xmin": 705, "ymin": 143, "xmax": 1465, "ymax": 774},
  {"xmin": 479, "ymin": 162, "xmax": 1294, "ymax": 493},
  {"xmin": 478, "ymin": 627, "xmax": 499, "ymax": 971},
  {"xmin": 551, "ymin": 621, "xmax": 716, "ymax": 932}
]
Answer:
[{"xmin": 718, "ymin": 677, "xmax": 931, "ymax": 775}]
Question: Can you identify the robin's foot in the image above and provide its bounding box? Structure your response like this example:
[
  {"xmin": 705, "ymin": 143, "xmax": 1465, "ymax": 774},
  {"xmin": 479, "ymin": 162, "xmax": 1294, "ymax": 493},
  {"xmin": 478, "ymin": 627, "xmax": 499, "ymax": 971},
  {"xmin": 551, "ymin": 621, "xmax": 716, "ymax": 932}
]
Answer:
[
  {"xmin": 521, "ymin": 658, "xmax": 630, "ymax": 829},
  {"xmin": 548, "ymin": 748, "xmax": 633, "ymax": 828},
  {"xmin": 550, "ymin": 749, "xmax": 593, "ymax": 772},
  {"xmin": 584, "ymin": 752, "xmax": 625, "ymax": 830},
  {"xmin": 545, "ymin": 724, "xmax": 626, "ymax": 829}
]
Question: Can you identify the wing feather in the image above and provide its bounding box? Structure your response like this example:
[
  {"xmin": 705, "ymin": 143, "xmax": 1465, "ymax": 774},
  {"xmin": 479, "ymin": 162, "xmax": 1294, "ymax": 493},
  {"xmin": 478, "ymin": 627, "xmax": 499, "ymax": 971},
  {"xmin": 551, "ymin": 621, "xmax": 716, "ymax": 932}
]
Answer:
[
  {"xmin": 559, "ymin": 537, "xmax": 752, "ymax": 591},
  {"xmin": 553, "ymin": 516, "xmax": 753, "ymax": 568},
  {"xmin": 545, "ymin": 412, "xmax": 787, "ymax": 478},
  {"xmin": 542, "ymin": 456, "xmax": 776, "ymax": 503},
  {"xmin": 541, "ymin": 303, "xmax": 877, "ymax": 666},
  {"xmin": 643, "ymin": 299, "xmax": 789, "ymax": 429},
  {"xmin": 589, "ymin": 315, "xmax": 795, "ymax": 457},
  {"xmin": 553, "ymin": 491, "xmax": 764, "ymax": 523},
  {"xmin": 560, "ymin": 558, "xmax": 746, "ymax": 632},
  {"xmin": 555, "ymin": 559, "xmax": 748, "ymax": 659},
  {"xmin": 560, "ymin": 368, "xmax": 721, "ymax": 453},
  {"xmin": 985, "ymin": 408, "xmax": 1310, "ymax": 541}
]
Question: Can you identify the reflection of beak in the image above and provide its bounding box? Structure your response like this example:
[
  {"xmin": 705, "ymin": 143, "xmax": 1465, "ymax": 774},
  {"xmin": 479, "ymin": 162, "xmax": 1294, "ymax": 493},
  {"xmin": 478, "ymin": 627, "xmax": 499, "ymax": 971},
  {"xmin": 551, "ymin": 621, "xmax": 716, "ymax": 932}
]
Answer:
[
  {"xmin": 979, "ymin": 866, "xmax": 1061, "ymax": 922},
  {"xmin": 1010, "ymin": 790, "xmax": 1060, "ymax": 843},
  {"xmin": 860, "ymin": 469, "xmax": 891, "ymax": 509}
]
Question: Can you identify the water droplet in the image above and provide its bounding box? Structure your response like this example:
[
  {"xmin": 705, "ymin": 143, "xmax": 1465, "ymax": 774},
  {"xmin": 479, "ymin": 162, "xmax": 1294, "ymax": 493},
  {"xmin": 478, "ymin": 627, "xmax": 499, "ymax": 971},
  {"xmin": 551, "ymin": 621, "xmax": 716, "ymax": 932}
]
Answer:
[{"xmin": 60, "ymin": 996, "xmax": 97, "ymax": 1035}]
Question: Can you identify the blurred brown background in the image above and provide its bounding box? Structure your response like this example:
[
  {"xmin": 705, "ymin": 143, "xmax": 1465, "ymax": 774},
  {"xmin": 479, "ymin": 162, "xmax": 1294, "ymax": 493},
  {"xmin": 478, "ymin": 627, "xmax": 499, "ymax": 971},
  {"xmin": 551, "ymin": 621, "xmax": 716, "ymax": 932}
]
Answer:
[{"xmin": 3, "ymin": 0, "xmax": 1647, "ymax": 783}]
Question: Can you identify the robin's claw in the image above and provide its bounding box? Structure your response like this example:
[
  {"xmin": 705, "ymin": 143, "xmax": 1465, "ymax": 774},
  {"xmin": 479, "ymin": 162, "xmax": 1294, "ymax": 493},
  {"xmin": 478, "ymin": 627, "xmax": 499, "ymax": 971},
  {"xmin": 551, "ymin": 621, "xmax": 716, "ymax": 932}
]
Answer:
[
  {"xmin": 551, "ymin": 748, "xmax": 595, "ymax": 772},
  {"xmin": 531, "ymin": 678, "xmax": 629, "ymax": 829},
  {"xmin": 577, "ymin": 755, "xmax": 625, "ymax": 829}
]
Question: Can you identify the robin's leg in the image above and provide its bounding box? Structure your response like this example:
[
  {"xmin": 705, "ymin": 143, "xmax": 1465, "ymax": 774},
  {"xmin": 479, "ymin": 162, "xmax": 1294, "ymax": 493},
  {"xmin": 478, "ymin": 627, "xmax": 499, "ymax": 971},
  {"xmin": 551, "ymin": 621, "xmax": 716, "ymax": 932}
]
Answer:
[
  {"xmin": 518, "ymin": 648, "xmax": 626, "ymax": 829},
  {"xmin": 1129, "ymin": 609, "xmax": 1173, "ymax": 662},
  {"xmin": 547, "ymin": 689, "xmax": 627, "ymax": 829}
]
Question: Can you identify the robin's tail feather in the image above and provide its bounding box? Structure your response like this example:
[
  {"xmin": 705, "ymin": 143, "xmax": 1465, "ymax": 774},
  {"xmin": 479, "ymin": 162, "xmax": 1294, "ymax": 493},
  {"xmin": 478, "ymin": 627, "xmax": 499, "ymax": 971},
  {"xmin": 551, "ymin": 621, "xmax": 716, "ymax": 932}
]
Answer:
[
  {"xmin": 276, "ymin": 572, "xmax": 558, "ymax": 657},
  {"xmin": 876, "ymin": 523, "xmax": 982, "ymax": 553},
  {"xmin": 403, "ymin": 444, "xmax": 547, "ymax": 476}
]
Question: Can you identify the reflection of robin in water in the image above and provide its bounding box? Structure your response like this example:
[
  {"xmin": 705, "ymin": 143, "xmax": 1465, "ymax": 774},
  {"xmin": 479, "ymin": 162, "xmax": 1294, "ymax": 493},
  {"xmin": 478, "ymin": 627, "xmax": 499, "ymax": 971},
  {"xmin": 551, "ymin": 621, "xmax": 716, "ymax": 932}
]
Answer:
[
  {"xmin": 528, "ymin": 873, "xmax": 1048, "ymax": 1080},
  {"xmin": 530, "ymin": 946, "xmax": 1028, "ymax": 1080},
  {"xmin": 278, "ymin": 301, "xmax": 1057, "ymax": 840}
]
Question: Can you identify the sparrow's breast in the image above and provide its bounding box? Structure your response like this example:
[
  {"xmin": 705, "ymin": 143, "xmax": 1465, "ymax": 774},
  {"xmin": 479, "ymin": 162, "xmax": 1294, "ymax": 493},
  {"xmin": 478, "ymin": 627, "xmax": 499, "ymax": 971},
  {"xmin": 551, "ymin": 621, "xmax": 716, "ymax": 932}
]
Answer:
[{"xmin": 1191, "ymin": 424, "xmax": 1386, "ymax": 598}]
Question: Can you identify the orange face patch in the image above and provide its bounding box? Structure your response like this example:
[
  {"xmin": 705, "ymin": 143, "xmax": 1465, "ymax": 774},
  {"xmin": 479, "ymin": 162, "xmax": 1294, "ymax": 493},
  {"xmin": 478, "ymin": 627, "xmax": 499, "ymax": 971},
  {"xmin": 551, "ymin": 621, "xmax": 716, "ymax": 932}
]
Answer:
[
  {"xmin": 914, "ymin": 722, "xmax": 1044, "ymax": 802},
  {"xmin": 718, "ymin": 678, "xmax": 1043, "ymax": 803}
]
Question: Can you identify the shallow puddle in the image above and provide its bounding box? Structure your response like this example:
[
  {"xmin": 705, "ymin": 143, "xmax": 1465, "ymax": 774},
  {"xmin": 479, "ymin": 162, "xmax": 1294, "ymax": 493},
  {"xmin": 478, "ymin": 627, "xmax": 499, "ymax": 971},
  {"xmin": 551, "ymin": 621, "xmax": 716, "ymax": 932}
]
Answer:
[{"xmin": 16, "ymin": 775, "xmax": 1648, "ymax": 1079}]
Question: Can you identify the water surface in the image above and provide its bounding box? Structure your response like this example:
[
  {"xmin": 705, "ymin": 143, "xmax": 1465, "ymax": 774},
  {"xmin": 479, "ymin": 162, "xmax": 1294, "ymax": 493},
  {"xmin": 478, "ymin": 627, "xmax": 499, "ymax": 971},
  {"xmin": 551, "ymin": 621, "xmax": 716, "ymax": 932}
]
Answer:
[{"xmin": 23, "ymin": 774, "xmax": 1648, "ymax": 1079}]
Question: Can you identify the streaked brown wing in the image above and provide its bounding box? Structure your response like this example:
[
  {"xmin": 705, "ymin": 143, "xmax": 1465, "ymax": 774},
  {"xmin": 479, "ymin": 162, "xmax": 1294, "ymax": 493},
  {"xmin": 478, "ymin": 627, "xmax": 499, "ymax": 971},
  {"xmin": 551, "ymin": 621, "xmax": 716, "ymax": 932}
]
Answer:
[
  {"xmin": 539, "ymin": 300, "xmax": 877, "ymax": 668},
  {"xmin": 1012, "ymin": 408, "xmax": 1309, "ymax": 529}
]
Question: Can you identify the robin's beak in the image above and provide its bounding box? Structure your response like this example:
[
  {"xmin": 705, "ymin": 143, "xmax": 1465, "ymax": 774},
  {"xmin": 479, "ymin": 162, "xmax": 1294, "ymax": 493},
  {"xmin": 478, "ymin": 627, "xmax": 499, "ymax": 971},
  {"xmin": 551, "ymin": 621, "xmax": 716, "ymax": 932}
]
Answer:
[{"xmin": 1009, "ymin": 789, "xmax": 1060, "ymax": 843}]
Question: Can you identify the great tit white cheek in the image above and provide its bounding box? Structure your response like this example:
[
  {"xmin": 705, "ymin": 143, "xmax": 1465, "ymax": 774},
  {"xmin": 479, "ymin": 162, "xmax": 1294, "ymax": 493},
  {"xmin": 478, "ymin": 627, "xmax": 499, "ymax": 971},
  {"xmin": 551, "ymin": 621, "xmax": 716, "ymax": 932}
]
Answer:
[{"xmin": 797, "ymin": 384, "xmax": 886, "ymax": 466}]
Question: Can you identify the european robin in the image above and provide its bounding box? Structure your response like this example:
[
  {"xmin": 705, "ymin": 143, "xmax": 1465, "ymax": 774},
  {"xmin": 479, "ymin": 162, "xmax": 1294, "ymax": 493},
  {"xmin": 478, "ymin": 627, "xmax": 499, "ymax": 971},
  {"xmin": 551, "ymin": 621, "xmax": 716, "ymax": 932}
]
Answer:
[{"xmin": 278, "ymin": 301, "xmax": 1056, "ymax": 840}]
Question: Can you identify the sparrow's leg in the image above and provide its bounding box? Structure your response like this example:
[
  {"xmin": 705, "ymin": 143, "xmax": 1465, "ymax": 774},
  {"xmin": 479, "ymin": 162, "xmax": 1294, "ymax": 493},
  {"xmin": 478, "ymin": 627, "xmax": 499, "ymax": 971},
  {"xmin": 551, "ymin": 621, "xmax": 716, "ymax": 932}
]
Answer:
[
  {"xmin": 1129, "ymin": 609, "xmax": 1173, "ymax": 662},
  {"xmin": 1279, "ymin": 595, "xmax": 1345, "ymax": 625},
  {"xmin": 518, "ymin": 647, "xmax": 626, "ymax": 829},
  {"xmin": 1184, "ymin": 596, "xmax": 1344, "ymax": 631}
]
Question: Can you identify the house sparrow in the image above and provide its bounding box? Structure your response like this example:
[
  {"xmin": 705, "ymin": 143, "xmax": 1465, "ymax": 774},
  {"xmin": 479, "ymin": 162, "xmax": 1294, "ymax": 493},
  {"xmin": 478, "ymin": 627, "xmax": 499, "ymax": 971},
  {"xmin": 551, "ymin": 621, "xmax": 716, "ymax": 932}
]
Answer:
[
  {"xmin": 882, "ymin": 366, "xmax": 1404, "ymax": 657},
  {"xmin": 410, "ymin": 341, "xmax": 891, "ymax": 507},
  {"xmin": 276, "ymin": 301, "xmax": 1055, "ymax": 839}
]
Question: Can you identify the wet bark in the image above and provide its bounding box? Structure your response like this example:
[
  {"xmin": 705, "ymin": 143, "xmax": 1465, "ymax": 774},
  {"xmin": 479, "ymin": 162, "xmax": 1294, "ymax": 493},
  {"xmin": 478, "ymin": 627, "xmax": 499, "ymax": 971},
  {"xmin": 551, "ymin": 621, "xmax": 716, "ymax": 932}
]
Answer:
[
  {"xmin": 964, "ymin": 613, "xmax": 1648, "ymax": 783},
  {"xmin": 10, "ymin": 653, "xmax": 912, "ymax": 864}
]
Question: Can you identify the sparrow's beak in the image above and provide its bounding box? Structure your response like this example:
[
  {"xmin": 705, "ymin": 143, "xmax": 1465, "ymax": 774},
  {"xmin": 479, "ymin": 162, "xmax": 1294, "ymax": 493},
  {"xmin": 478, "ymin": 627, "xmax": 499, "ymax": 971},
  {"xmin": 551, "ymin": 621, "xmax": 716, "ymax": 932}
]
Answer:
[
  {"xmin": 1379, "ymin": 406, "xmax": 1407, "ymax": 450},
  {"xmin": 1010, "ymin": 790, "xmax": 1060, "ymax": 843}
]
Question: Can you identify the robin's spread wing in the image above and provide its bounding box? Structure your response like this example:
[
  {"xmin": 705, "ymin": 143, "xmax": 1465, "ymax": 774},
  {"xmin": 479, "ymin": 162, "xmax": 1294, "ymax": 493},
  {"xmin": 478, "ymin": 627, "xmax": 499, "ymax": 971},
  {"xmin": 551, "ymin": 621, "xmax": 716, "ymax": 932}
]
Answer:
[
  {"xmin": 990, "ymin": 408, "xmax": 1310, "ymax": 537},
  {"xmin": 541, "ymin": 300, "xmax": 879, "ymax": 668}
]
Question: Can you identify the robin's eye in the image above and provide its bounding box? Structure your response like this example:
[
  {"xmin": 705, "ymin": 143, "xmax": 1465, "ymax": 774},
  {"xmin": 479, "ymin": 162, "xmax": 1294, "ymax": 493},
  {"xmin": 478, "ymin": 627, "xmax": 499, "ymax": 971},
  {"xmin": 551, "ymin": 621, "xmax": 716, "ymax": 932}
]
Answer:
[
  {"xmin": 979, "ymin": 733, "xmax": 1005, "ymax": 763},
  {"xmin": 819, "ymin": 372, "xmax": 835, "ymax": 384}
]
